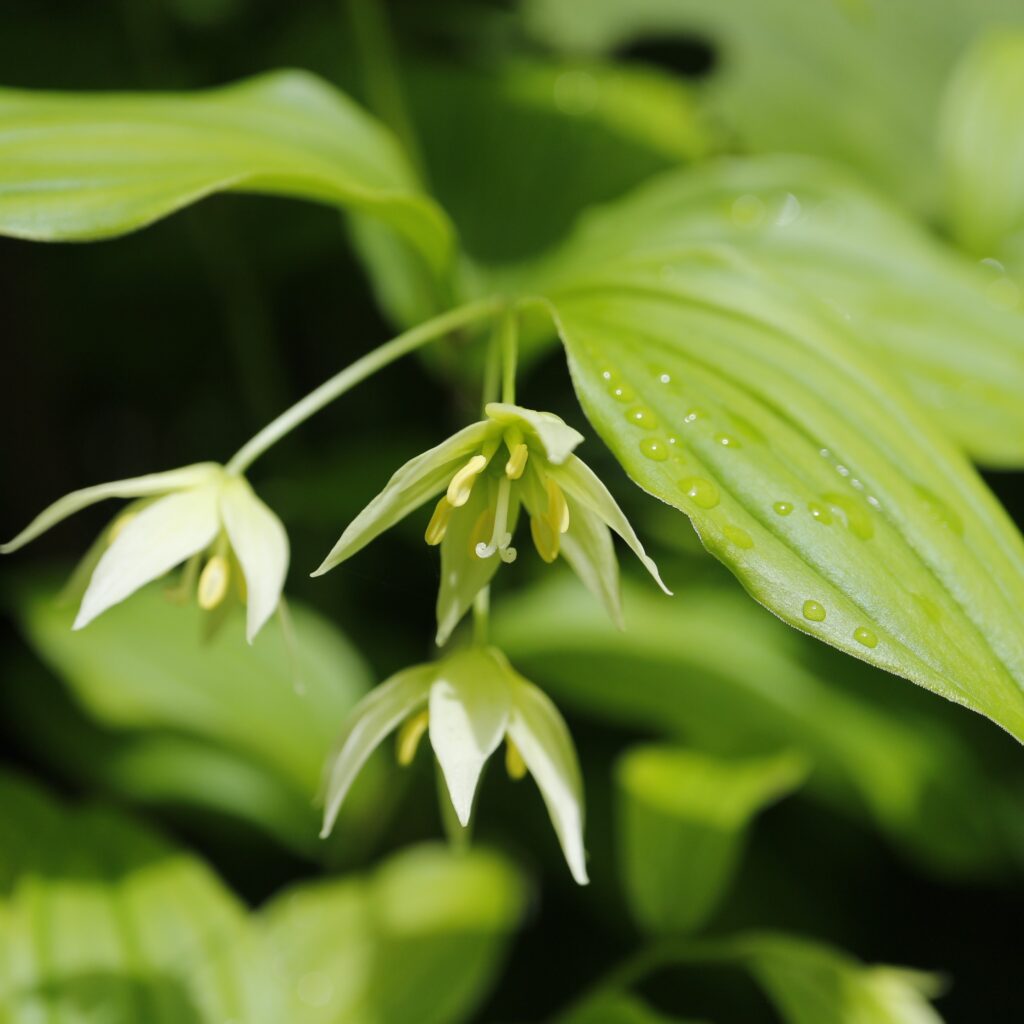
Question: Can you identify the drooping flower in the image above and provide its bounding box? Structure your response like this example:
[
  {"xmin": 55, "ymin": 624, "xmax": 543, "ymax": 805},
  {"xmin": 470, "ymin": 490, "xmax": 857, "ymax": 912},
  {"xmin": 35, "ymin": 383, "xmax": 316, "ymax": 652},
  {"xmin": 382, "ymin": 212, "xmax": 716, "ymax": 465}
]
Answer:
[
  {"xmin": 1, "ymin": 462, "xmax": 288, "ymax": 641},
  {"xmin": 313, "ymin": 402, "xmax": 669, "ymax": 644},
  {"xmin": 320, "ymin": 644, "xmax": 589, "ymax": 884}
]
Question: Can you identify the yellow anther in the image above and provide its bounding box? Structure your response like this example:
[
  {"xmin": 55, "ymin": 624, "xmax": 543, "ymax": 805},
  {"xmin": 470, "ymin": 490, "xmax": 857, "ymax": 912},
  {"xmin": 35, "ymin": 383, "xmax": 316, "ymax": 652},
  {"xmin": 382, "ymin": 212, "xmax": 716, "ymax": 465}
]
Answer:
[
  {"xmin": 546, "ymin": 478, "xmax": 570, "ymax": 534},
  {"xmin": 530, "ymin": 513, "xmax": 559, "ymax": 563},
  {"xmin": 396, "ymin": 709, "xmax": 429, "ymax": 766},
  {"xmin": 505, "ymin": 443, "xmax": 529, "ymax": 480},
  {"xmin": 107, "ymin": 511, "xmax": 137, "ymax": 545},
  {"xmin": 424, "ymin": 496, "xmax": 454, "ymax": 546},
  {"xmin": 446, "ymin": 454, "xmax": 488, "ymax": 507},
  {"xmin": 505, "ymin": 738, "xmax": 527, "ymax": 780},
  {"xmin": 197, "ymin": 554, "xmax": 230, "ymax": 610}
]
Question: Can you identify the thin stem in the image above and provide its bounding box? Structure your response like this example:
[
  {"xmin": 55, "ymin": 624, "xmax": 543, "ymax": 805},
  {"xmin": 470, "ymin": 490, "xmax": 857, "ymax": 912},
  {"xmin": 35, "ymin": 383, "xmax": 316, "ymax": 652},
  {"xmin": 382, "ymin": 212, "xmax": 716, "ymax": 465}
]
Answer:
[
  {"xmin": 472, "ymin": 588, "xmax": 490, "ymax": 646},
  {"xmin": 226, "ymin": 297, "xmax": 502, "ymax": 475},
  {"xmin": 500, "ymin": 307, "xmax": 519, "ymax": 404},
  {"xmin": 481, "ymin": 322, "xmax": 502, "ymax": 409}
]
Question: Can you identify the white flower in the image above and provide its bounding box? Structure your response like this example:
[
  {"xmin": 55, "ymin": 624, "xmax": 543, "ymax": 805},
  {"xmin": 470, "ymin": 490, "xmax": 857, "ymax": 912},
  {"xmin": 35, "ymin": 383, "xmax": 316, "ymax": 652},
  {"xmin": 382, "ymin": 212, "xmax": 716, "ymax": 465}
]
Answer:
[
  {"xmin": 320, "ymin": 645, "xmax": 589, "ymax": 885},
  {"xmin": 313, "ymin": 402, "xmax": 668, "ymax": 645},
  {"xmin": 2, "ymin": 462, "xmax": 288, "ymax": 642}
]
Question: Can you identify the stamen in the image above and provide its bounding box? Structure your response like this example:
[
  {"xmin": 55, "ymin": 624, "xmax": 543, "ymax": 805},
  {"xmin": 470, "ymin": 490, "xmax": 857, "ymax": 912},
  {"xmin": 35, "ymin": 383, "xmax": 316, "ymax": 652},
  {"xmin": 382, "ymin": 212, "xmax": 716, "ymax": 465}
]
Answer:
[
  {"xmin": 469, "ymin": 508, "xmax": 493, "ymax": 557},
  {"xmin": 446, "ymin": 454, "xmax": 488, "ymax": 507},
  {"xmin": 530, "ymin": 513, "xmax": 559, "ymax": 563},
  {"xmin": 396, "ymin": 709, "xmax": 429, "ymax": 766},
  {"xmin": 475, "ymin": 475, "xmax": 516, "ymax": 560},
  {"xmin": 505, "ymin": 442, "xmax": 529, "ymax": 480},
  {"xmin": 107, "ymin": 510, "xmax": 137, "ymax": 545},
  {"xmin": 197, "ymin": 554, "xmax": 230, "ymax": 610},
  {"xmin": 546, "ymin": 478, "xmax": 570, "ymax": 534},
  {"xmin": 505, "ymin": 738, "xmax": 527, "ymax": 780},
  {"xmin": 424, "ymin": 496, "xmax": 454, "ymax": 545}
]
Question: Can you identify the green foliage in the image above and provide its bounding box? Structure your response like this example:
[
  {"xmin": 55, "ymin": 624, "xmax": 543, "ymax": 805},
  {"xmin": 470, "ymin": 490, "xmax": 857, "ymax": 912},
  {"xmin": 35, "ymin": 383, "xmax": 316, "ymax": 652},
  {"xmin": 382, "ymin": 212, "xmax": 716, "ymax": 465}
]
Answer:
[
  {"xmin": 14, "ymin": 581, "xmax": 377, "ymax": 856},
  {"xmin": 0, "ymin": 773, "xmax": 524, "ymax": 1024},
  {"xmin": 617, "ymin": 746, "xmax": 807, "ymax": 934}
]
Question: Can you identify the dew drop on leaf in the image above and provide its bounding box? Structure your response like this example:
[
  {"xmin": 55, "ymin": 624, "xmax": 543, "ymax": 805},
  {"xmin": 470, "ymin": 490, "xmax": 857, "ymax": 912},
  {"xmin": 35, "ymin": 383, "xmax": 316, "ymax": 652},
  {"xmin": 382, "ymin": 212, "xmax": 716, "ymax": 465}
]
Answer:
[
  {"xmin": 802, "ymin": 600, "xmax": 827, "ymax": 622},
  {"xmin": 853, "ymin": 626, "xmax": 878, "ymax": 648},
  {"xmin": 679, "ymin": 476, "xmax": 720, "ymax": 509},
  {"xmin": 639, "ymin": 437, "xmax": 670, "ymax": 461}
]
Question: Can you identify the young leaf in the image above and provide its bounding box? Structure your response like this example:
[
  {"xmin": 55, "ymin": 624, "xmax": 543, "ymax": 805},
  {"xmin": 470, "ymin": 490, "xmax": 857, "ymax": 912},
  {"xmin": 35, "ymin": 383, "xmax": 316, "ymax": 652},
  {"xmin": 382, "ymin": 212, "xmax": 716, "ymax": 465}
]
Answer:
[
  {"xmin": 526, "ymin": 157, "xmax": 1024, "ymax": 466},
  {"xmin": 0, "ymin": 70, "xmax": 453, "ymax": 283},
  {"xmin": 616, "ymin": 746, "xmax": 808, "ymax": 935},
  {"xmin": 533, "ymin": 244, "xmax": 1024, "ymax": 742}
]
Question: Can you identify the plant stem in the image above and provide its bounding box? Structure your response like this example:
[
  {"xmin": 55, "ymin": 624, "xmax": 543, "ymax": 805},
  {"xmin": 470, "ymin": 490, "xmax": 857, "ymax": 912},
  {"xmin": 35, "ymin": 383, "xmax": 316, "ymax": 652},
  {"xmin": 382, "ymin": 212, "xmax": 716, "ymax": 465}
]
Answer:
[
  {"xmin": 226, "ymin": 297, "xmax": 502, "ymax": 474},
  {"xmin": 500, "ymin": 307, "xmax": 519, "ymax": 404}
]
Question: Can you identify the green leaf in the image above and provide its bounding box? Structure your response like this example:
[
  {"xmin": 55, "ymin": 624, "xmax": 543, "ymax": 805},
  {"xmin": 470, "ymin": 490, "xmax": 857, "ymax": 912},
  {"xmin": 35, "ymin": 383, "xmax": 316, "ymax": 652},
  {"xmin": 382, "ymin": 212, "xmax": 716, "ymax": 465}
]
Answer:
[
  {"xmin": 531, "ymin": 226, "xmax": 1024, "ymax": 741},
  {"xmin": 940, "ymin": 31, "xmax": 1024, "ymax": 269},
  {"xmin": 734, "ymin": 933, "xmax": 945, "ymax": 1024},
  {"xmin": 560, "ymin": 992, "xmax": 709, "ymax": 1024},
  {"xmin": 525, "ymin": 0, "xmax": 1024, "ymax": 214},
  {"xmin": 617, "ymin": 746, "xmax": 808, "ymax": 934},
  {"xmin": 495, "ymin": 576, "xmax": 1024, "ymax": 876},
  {"xmin": 14, "ymin": 581, "xmax": 379, "ymax": 856},
  {"xmin": 526, "ymin": 157, "xmax": 1024, "ymax": 466},
  {"xmin": 0, "ymin": 70, "xmax": 453, "ymax": 285},
  {"xmin": 260, "ymin": 843, "xmax": 525, "ymax": 1024},
  {"xmin": 0, "ymin": 772, "xmax": 282, "ymax": 1023}
]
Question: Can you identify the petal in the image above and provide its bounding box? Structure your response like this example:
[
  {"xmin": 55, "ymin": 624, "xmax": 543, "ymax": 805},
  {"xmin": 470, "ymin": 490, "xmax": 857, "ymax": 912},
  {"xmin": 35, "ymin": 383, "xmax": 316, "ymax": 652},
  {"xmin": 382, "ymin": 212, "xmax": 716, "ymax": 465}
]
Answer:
[
  {"xmin": 312, "ymin": 420, "xmax": 495, "ymax": 576},
  {"xmin": 506, "ymin": 674, "xmax": 589, "ymax": 885},
  {"xmin": 485, "ymin": 403, "xmax": 584, "ymax": 465},
  {"xmin": 549, "ymin": 455, "xmax": 671, "ymax": 595},
  {"xmin": 320, "ymin": 665, "xmax": 434, "ymax": 837},
  {"xmin": 559, "ymin": 499, "xmax": 624, "ymax": 629},
  {"xmin": 1, "ymin": 463, "xmax": 221, "ymax": 553},
  {"xmin": 220, "ymin": 475, "xmax": 289, "ymax": 643},
  {"xmin": 74, "ymin": 484, "xmax": 221, "ymax": 630},
  {"xmin": 429, "ymin": 648, "xmax": 512, "ymax": 826},
  {"xmin": 435, "ymin": 478, "xmax": 519, "ymax": 646}
]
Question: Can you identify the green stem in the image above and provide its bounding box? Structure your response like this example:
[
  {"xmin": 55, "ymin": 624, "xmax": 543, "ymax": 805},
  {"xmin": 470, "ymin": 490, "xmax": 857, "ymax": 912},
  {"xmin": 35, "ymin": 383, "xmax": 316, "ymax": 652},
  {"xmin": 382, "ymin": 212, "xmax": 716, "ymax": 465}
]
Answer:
[
  {"xmin": 226, "ymin": 298, "xmax": 502, "ymax": 475},
  {"xmin": 500, "ymin": 308, "xmax": 519, "ymax": 404}
]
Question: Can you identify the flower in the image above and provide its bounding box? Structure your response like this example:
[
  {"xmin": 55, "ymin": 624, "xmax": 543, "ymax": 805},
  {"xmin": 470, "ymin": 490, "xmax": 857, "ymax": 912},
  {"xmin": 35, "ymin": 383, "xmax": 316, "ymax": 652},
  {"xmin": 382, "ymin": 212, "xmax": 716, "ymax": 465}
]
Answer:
[
  {"xmin": 320, "ymin": 645, "xmax": 589, "ymax": 884},
  {"xmin": 313, "ymin": 402, "xmax": 669, "ymax": 644},
  {"xmin": 1, "ymin": 462, "xmax": 288, "ymax": 641}
]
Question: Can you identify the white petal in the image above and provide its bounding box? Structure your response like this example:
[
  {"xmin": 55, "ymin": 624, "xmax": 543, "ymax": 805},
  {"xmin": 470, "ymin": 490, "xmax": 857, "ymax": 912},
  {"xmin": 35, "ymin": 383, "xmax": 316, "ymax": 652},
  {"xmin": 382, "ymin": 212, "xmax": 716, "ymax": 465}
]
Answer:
[
  {"xmin": 549, "ymin": 455, "xmax": 671, "ymax": 595},
  {"xmin": 429, "ymin": 648, "xmax": 512, "ymax": 826},
  {"xmin": 485, "ymin": 403, "xmax": 584, "ymax": 464},
  {"xmin": 320, "ymin": 665, "xmax": 433, "ymax": 837},
  {"xmin": 219, "ymin": 475, "xmax": 289, "ymax": 643},
  {"xmin": 559, "ymin": 499, "xmax": 624, "ymax": 629},
  {"xmin": 312, "ymin": 420, "xmax": 494, "ymax": 576},
  {"xmin": 507, "ymin": 676, "xmax": 589, "ymax": 885},
  {"xmin": 74, "ymin": 484, "xmax": 221, "ymax": 630},
  {"xmin": 1, "ymin": 463, "xmax": 221, "ymax": 553}
]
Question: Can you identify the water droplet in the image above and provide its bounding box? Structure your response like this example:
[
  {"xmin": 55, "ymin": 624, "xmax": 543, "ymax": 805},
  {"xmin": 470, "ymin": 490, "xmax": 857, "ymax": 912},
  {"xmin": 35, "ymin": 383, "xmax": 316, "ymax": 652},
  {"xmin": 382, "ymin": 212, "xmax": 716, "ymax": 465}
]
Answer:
[
  {"xmin": 731, "ymin": 193, "xmax": 765, "ymax": 226},
  {"xmin": 683, "ymin": 408, "xmax": 707, "ymax": 424},
  {"xmin": 679, "ymin": 476, "xmax": 720, "ymax": 509},
  {"xmin": 626, "ymin": 406, "xmax": 658, "ymax": 429},
  {"xmin": 866, "ymin": 495, "xmax": 881, "ymax": 509},
  {"xmin": 822, "ymin": 492, "xmax": 874, "ymax": 540},
  {"xmin": 802, "ymin": 600, "xmax": 827, "ymax": 622},
  {"xmin": 819, "ymin": 448, "xmax": 831, "ymax": 459},
  {"xmin": 913, "ymin": 592, "xmax": 942, "ymax": 622},
  {"xmin": 639, "ymin": 437, "xmax": 670, "ymax": 461},
  {"xmin": 808, "ymin": 501, "xmax": 833, "ymax": 524},
  {"xmin": 611, "ymin": 384, "xmax": 636, "ymax": 403},
  {"xmin": 601, "ymin": 368, "xmax": 617, "ymax": 382},
  {"xmin": 775, "ymin": 192, "xmax": 802, "ymax": 227},
  {"xmin": 835, "ymin": 464, "xmax": 850, "ymax": 477},
  {"xmin": 773, "ymin": 501, "xmax": 794, "ymax": 516},
  {"xmin": 851, "ymin": 477, "xmax": 865, "ymax": 491},
  {"xmin": 980, "ymin": 257, "xmax": 1006, "ymax": 273},
  {"xmin": 723, "ymin": 524, "xmax": 754, "ymax": 549},
  {"xmin": 658, "ymin": 372, "xmax": 672, "ymax": 384},
  {"xmin": 853, "ymin": 626, "xmax": 878, "ymax": 648},
  {"xmin": 667, "ymin": 436, "xmax": 678, "ymax": 445},
  {"xmin": 914, "ymin": 485, "xmax": 963, "ymax": 536},
  {"xmin": 715, "ymin": 433, "xmax": 740, "ymax": 448}
]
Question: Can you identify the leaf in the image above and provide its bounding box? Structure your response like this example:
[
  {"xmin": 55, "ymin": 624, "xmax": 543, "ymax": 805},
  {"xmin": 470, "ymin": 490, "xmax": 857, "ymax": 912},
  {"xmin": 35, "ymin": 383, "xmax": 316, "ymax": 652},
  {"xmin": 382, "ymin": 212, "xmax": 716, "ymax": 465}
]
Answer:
[
  {"xmin": 260, "ymin": 843, "xmax": 525, "ymax": 1024},
  {"xmin": 14, "ymin": 580, "xmax": 379, "ymax": 856},
  {"xmin": 939, "ymin": 31, "xmax": 1024, "ymax": 269},
  {"xmin": 616, "ymin": 746, "xmax": 808, "ymax": 934},
  {"xmin": 530, "ymin": 226, "xmax": 1024, "ymax": 742},
  {"xmin": 524, "ymin": 0, "xmax": 1024, "ymax": 215},
  {"xmin": 525, "ymin": 156, "xmax": 1024, "ymax": 466},
  {"xmin": 495, "ymin": 576, "xmax": 1024, "ymax": 876},
  {"xmin": 560, "ymin": 992, "xmax": 709, "ymax": 1024},
  {"xmin": 0, "ymin": 70, "xmax": 453, "ymax": 284},
  {"xmin": 0, "ymin": 772, "xmax": 282, "ymax": 1023}
]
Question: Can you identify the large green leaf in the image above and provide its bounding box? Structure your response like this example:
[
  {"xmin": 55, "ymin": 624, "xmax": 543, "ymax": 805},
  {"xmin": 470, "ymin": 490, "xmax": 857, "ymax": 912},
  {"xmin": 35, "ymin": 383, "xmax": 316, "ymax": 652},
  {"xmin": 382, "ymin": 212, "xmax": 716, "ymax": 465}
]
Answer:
[
  {"xmin": 0, "ymin": 773, "xmax": 281, "ymax": 1023},
  {"xmin": 524, "ymin": 0, "xmax": 1024, "ymax": 215},
  {"xmin": 527, "ymin": 215, "xmax": 1024, "ymax": 740},
  {"xmin": 617, "ymin": 746, "xmax": 807, "ymax": 934},
  {"xmin": 0, "ymin": 70, "xmax": 453, "ymax": 284},
  {"xmin": 522, "ymin": 157, "xmax": 1024, "ymax": 466},
  {"xmin": 14, "ymin": 581, "xmax": 378, "ymax": 857},
  {"xmin": 495, "ymin": 577, "xmax": 1024, "ymax": 875},
  {"xmin": 260, "ymin": 844, "xmax": 525, "ymax": 1024},
  {"xmin": 940, "ymin": 32, "xmax": 1024, "ymax": 270}
]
